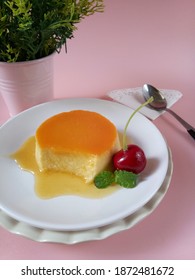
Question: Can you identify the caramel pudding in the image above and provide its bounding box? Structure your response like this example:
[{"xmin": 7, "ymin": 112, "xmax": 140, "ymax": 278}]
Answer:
[
  {"xmin": 35, "ymin": 110, "xmax": 121, "ymax": 183},
  {"xmin": 11, "ymin": 110, "xmax": 122, "ymax": 199}
]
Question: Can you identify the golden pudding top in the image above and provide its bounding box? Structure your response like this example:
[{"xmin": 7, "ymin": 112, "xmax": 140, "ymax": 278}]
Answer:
[{"xmin": 36, "ymin": 110, "xmax": 118, "ymax": 155}]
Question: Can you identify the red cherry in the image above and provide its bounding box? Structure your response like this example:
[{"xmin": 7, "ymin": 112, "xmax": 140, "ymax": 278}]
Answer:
[{"xmin": 113, "ymin": 144, "xmax": 147, "ymax": 174}]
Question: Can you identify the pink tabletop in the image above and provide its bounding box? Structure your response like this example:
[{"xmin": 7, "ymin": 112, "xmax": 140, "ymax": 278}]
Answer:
[{"xmin": 0, "ymin": 0, "xmax": 195, "ymax": 260}]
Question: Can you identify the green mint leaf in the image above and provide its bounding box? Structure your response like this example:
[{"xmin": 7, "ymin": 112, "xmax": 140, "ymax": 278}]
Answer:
[
  {"xmin": 94, "ymin": 171, "xmax": 115, "ymax": 189},
  {"xmin": 114, "ymin": 170, "xmax": 138, "ymax": 188}
]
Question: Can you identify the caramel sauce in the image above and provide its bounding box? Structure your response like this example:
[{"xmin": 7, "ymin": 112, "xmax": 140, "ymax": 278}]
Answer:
[
  {"xmin": 36, "ymin": 110, "xmax": 118, "ymax": 154},
  {"xmin": 11, "ymin": 137, "xmax": 119, "ymax": 199}
]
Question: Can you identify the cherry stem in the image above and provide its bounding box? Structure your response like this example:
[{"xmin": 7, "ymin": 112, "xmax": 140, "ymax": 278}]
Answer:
[{"xmin": 122, "ymin": 96, "xmax": 154, "ymax": 150}]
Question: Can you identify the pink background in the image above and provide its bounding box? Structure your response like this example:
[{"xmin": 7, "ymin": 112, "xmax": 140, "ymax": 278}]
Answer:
[{"xmin": 0, "ymin": 0, "xmax": 195, "ymax": 259}]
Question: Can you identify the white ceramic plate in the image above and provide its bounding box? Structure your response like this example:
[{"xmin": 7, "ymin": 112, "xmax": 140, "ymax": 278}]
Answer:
[
  {"xmin": 0, "ymin": 148, "xmax": 173, "ymax": 244},
  {"xmin": 0, "ymin": 98, "xmax": 169, "ymax": 231}
]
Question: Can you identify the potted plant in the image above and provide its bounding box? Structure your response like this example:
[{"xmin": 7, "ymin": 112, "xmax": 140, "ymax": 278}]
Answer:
[{"xmin": 0, "ymin": 0, "xmax": 104, "ymax": 115}]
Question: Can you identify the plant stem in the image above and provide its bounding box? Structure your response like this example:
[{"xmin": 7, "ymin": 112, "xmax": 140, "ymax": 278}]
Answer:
[{"xmin": 123, "ymin": 96, "xmax": 154, "ymax": 150}]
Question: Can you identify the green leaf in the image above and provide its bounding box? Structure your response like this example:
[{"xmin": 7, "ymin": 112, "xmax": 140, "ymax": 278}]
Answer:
[
  {"xmin": 114, "ymin": 170, "xmax": 138, "ymax": 188},
  {"xmin": 94, "ymin": 171, "xmax": 115, "ymax": 189},
  {"xmin": 0, "ymin": 0, "xmax": 104, "ymax": 62}
]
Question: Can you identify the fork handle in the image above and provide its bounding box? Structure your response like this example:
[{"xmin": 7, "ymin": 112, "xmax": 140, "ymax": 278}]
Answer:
[{"xmin": 166, "ymin": 108, "xmax": 195, "ymax": 140}]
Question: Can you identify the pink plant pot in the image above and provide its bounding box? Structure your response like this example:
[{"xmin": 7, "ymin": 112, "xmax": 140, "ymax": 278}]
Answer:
[{"xmin": 0, "ymin": 53, "xmax": 54, "ymax": 116}]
